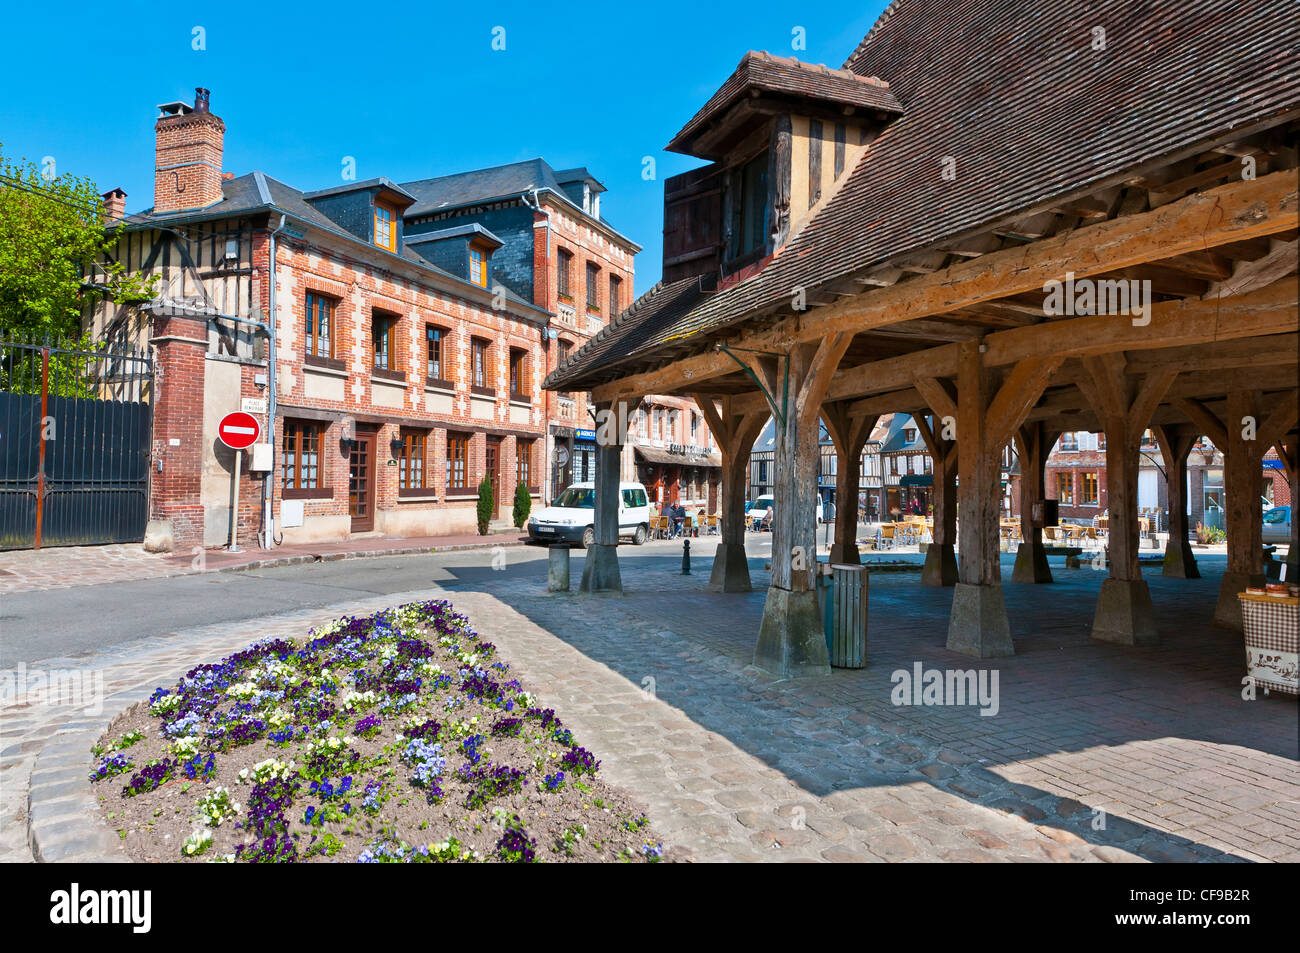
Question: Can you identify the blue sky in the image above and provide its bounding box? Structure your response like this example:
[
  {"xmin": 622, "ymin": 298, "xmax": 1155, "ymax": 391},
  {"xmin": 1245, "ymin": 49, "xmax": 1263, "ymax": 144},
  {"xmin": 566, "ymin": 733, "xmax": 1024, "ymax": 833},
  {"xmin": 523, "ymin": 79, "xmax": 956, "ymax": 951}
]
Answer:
[{"xmin": 0, "ymin": 1, "xmax": 887, "ymax": 296}]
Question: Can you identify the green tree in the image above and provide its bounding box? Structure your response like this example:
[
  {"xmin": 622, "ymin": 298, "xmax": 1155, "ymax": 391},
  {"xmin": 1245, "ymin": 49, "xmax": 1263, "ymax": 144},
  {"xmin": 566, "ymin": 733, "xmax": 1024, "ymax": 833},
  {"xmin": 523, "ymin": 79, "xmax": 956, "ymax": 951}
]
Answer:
[
  {"xmin": 0, "ymin": 146, "xmax": 156, "ymax": 340},
  {"xmin": 512, "ymin": 480, "xmax": 532, "ymax": 528},
  {"xmin": 476, "ymin": 475, "xmax": 495, "ymax": 536}
]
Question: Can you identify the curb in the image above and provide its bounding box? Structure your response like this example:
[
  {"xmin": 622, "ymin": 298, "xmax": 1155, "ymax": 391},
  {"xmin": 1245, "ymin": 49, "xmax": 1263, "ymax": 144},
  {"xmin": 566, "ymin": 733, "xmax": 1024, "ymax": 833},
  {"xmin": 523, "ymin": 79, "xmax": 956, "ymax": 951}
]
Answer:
[
  {"xmin": 27, "ymin": 692, "xmax": 151, "ymax": 863},
  {"xmin": 193, "ymin": 535, "xmax": 532, "ymax": 576}
]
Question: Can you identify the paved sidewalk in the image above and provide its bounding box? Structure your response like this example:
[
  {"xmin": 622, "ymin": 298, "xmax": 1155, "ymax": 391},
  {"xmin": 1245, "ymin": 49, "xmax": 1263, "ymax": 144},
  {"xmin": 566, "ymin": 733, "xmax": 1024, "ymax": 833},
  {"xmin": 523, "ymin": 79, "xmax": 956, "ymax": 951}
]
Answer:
[{"xmin": 0, "ymin": 529, "xmax": 527, "ymax": 595}]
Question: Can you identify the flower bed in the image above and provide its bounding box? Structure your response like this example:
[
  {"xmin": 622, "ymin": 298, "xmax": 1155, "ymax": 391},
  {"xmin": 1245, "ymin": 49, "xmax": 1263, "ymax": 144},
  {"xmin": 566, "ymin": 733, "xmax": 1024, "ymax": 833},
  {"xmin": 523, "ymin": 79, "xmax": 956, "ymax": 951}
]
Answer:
[{"xmin": 93, "ymin": 599, "xmax": 666, "ymax": 863}]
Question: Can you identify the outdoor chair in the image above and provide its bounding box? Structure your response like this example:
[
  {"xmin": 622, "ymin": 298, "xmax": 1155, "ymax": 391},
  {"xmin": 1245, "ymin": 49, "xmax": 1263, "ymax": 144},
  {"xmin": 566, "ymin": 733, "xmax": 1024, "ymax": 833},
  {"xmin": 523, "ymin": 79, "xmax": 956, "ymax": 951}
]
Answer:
[
  {"xmin": 877, "ymin": 524, "xmax": 896, "ymax": 550},
  {"xmin": 652, "ymin": 516, "xmax": 670, "ymax": 540},
  {"xmin": 707, "ymin": 515, "xmax": 720, "ymax": 535}
]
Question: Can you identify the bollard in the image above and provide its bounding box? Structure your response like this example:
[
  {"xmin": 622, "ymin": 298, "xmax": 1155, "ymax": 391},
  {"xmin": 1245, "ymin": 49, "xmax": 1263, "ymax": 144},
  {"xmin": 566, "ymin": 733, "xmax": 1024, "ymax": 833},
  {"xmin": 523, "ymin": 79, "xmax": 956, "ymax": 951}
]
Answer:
[
  {"xmin": 548, "ymin": 543, "xmax": 570, "ymax": 592},
  {"xmin": 681, "ymin": 538, "xmax": 691, "ymax": 575}
]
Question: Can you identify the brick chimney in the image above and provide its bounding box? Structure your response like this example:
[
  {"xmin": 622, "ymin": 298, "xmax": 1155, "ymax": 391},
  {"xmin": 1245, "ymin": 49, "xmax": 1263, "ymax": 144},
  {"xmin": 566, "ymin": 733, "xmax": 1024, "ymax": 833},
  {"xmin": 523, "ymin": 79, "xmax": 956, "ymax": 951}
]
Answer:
[
  {"xmin": 153, "ymin": 87, "xmax": 225, "ymax": 214},
  {"xmin": 102, "ymin": 187, "xmax": 127, "ymax": 222}
]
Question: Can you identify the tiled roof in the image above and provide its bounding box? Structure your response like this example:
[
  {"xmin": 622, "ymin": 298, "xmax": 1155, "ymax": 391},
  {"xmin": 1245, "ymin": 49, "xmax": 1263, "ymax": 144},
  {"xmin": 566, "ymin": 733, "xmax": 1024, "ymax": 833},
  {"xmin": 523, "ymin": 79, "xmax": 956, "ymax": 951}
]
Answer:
[
  {"xmin": 667, "ymin": 51, "xmax": 902, "ymax": 155},
  {"xmin": 549, "ymin": 0, "xmax": 1300, "ymax": 391},
  {"xmin": 400, "ymin": 159, "xmax": 564, "ymax": 216}
]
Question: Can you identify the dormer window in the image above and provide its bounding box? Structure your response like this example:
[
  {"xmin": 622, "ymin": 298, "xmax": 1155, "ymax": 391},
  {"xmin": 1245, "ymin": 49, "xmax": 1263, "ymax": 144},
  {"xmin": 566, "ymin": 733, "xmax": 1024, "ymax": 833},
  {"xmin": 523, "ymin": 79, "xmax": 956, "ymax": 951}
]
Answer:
[
  {"xmin": 469, "ymin": 244, "xmax": 488, "ymax": 287},
  {"xmin": 732, "ymin": 151, "xmax": 769, "ymax": 261},
  {"xmin": 374, "ymin": 203, "xmax": 397, "ymax": 251}
]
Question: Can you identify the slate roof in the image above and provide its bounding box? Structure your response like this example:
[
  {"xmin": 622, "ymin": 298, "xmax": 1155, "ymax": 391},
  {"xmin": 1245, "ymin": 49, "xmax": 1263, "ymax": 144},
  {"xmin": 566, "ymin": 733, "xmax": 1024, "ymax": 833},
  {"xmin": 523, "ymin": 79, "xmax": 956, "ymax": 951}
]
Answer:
[
  {"xmin": 667, "ymin": 51, "xmax": 903, "ymax": 156},
  {"xmin": 131, "ymin": 172, "xmax": 545, "ymax": 317},
  {"xmin": 547, "ymin": 0, "xmax": 1300, "ymax": 391}
]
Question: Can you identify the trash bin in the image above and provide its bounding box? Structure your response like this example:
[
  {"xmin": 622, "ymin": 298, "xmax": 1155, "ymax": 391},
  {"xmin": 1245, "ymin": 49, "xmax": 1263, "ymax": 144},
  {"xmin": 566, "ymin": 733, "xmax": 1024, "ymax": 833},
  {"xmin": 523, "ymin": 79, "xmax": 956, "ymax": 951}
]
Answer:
[{"xmin": 829, "ymin": 564, "xmax": 868, "ymax": 668}]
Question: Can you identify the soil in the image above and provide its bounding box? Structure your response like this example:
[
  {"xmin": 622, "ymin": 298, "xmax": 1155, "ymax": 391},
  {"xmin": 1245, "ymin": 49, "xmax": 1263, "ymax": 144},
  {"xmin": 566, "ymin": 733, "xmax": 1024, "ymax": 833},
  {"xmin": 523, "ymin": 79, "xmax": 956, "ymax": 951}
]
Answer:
[{"xmin": 92, "ymin": 600, "xmax": 677, "ymax": 863}]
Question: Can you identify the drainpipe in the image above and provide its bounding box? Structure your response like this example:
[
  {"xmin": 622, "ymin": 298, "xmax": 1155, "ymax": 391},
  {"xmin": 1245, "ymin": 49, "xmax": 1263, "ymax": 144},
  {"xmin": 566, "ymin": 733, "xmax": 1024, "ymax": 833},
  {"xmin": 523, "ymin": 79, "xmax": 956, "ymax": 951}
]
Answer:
[
  {"xmin": 262, "ymin": 213, "xmax": 285, "ymax": 548},
  {"xmin": 523, "ymin": 189, "xmax": 556, "ymax": 503}
]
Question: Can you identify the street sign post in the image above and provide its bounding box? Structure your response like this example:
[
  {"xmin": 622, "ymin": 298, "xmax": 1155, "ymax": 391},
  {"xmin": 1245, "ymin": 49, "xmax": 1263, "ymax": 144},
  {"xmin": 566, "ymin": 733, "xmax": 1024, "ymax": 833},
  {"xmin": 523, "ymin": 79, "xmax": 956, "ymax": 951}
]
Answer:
[{"xmin": 217, "ymin": 412, "xmax": 260, "ymax": 552}]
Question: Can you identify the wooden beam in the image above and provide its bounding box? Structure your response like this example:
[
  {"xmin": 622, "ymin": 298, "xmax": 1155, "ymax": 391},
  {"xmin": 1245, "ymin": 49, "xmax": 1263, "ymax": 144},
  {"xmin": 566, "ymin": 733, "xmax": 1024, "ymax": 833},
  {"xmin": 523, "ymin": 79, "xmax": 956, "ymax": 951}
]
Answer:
[
  {"xmin": 1172, "ymin": 397, "xmax": 1229, "ymax": 448},
  {"xmin": 591, "ymin": 168, "xmax": 1299, "ymax": 401},
  {"xmin": 1125, "ymin": 333, "xmax": 1299, "ymax": 374},
  {"xmin": 912, "ymin": 376, "xmax": 958, "ymax": 423},
  {"xmin": 1203, "ymin": 238, "xmax": 1298, "ymax": 299},
  {"xmin": 986, "ymin": 357, "xmax": 1065, "ymax": 452}
]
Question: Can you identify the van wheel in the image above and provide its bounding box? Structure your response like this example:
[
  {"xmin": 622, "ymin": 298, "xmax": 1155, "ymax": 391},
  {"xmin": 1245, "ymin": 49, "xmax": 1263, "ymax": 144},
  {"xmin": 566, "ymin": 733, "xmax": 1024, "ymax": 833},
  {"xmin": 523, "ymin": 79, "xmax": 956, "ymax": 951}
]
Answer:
[
  {"xmin": 633, "ymin": 524, "xmax": 648, "ymax": 545},
  {"xmin": 581, "ymin": 526, "xmax": 595, "ymax": 548}
]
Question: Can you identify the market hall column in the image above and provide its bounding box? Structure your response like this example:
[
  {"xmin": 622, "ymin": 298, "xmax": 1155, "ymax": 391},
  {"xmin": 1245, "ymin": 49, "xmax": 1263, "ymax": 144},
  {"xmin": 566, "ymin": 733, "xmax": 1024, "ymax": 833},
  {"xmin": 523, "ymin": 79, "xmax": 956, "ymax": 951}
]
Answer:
[
  {"xmin": 821, "ymin": 401, "xmax": 878, "ymax": 566},
  {"xmin": 749, "ymin": 336, "xmax": 850, "ymax": 677},
  {"xmin": 693, "ymin": 394, "xmax": 767, "ymax": 592},
  {"xmin": 579, "ymin": 397, "xmax": 634, "ymax": 595}
]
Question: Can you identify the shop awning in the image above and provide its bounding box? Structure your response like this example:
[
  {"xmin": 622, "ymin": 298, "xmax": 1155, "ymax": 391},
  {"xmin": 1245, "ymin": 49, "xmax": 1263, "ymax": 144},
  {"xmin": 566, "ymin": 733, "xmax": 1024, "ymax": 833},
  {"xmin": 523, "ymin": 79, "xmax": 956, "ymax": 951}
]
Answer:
[
  {"xmin": 634, "ymin": 445, "xmax": 723, "ymax": 468},
  {"xmin": 898, "ymin": 474, "xmax": 933, "ymax": 487}
]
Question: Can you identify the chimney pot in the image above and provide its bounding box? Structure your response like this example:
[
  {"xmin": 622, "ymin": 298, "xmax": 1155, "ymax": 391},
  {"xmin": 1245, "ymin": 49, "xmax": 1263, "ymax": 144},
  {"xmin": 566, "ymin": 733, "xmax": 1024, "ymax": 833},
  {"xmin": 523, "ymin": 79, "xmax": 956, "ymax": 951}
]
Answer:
[
  {"xmin": 102, "ymin": 188, "xmax": 128, "ymax": 222},
  {"xmin": 194, "ymin": 88, "xmax": 210, "ymax": 113}
]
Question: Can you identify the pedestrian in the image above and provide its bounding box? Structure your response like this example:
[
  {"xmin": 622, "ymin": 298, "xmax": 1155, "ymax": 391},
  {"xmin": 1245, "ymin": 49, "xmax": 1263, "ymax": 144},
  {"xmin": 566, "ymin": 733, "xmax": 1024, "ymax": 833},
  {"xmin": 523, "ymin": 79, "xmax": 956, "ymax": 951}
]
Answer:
[{"xmin": 671, "ymin": 500, "xmax": 686, "ymax": 538}]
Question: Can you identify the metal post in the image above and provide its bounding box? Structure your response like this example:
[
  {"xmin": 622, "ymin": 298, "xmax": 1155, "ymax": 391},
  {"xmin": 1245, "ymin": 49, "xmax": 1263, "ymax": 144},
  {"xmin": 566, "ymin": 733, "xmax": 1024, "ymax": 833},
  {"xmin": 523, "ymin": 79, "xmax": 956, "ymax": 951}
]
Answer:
[
  {"xmin": 34, "ymin": 346, "xmax": 49, "ymax": 550},
  {"xmin": 229, "ymin": 449, "xmax": 242, "ymax": 552},
  {"xmin": 681, "ymin": 537, "xmax": 691, "ymax": 575}
]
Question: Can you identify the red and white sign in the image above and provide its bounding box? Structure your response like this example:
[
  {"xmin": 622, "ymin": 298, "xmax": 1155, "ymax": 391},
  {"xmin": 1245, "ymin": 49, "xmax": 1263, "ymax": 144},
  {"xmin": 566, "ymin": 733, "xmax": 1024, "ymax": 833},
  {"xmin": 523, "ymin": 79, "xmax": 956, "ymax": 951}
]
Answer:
[{"xmin": 217, "ymin": 411, "xmax": 260, "ymax": 450}]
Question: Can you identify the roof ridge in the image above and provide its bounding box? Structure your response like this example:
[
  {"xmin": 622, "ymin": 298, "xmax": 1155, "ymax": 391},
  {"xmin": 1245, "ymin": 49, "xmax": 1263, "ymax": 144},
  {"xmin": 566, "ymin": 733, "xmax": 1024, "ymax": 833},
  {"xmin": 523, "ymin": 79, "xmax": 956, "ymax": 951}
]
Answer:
[{"xmin": 751, "ymin": 50, "xmax": 892, "ymax": 87}]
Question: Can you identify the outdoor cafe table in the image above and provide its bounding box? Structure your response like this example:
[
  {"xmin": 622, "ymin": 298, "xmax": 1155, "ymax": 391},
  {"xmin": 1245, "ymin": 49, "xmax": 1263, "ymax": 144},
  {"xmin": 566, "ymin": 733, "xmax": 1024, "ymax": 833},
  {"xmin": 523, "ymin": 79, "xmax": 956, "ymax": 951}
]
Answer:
[{"xmin": 1238, "ymin": 591, "xmax": 1299, "ymax": 696}]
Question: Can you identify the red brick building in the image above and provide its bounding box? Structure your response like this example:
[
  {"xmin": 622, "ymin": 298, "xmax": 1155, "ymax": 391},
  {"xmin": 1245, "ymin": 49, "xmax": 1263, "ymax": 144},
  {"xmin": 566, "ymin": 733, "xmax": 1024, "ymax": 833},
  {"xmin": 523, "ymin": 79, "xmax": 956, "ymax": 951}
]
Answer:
[{"xmin": 90, "ymin": 89, "xmax": 634, "ymax": 551}]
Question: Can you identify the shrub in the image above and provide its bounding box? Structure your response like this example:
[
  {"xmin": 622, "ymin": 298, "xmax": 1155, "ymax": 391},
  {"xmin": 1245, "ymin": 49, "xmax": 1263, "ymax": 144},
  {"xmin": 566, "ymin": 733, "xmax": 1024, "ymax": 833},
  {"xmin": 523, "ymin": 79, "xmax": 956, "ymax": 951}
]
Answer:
[
  {"xmin": 476, "ymin": 475, "xmax": 494, "ymax": 536},
  {"xmin": 512, "ymin": 481, "xmax": 531, "ymax": 528},
  {"xmin": 1194, "ymin": 522, "xmax": 1226, "ymax": 545}
]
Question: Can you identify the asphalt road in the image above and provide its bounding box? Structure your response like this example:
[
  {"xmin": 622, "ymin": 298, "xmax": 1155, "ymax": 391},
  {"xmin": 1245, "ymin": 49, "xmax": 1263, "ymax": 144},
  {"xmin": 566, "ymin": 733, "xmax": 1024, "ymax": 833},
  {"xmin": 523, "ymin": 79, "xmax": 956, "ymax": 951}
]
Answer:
[{"xmin": 0, "ymin": 537, "xmax": 767, "ymax": 668}]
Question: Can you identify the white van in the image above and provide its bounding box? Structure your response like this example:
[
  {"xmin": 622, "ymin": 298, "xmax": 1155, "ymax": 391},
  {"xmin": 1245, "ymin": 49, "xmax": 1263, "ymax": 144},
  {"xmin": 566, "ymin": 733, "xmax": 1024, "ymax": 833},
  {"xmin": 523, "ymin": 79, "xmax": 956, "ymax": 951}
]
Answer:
[
  {"xmin": 527, "ymin": 481, "xmax": 652, "ymax": 548},
  {"xmin": 748, "ymin": 493, "xmax": 823, "ymax": 529}
]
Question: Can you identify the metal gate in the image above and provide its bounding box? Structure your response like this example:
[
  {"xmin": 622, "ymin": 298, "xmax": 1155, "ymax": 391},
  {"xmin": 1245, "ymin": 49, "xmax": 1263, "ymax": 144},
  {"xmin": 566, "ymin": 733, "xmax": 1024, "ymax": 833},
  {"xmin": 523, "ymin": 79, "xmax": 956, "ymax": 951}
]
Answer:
[{"xmin": 0, "ymin": 337, "xmax": 153, "ymax": 550}]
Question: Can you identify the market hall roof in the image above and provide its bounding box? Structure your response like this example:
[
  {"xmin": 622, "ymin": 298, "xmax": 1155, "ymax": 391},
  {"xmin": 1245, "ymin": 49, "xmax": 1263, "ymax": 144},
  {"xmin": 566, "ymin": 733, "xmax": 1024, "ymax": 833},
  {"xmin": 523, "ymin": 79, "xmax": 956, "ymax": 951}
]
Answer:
[
  {"xmin": 665, "ymin": 51, "xmax": 903, "ymax": 159},
  {"xmin": 546, "ymin": 0, "xmax": 1300, "ymax": 393}
]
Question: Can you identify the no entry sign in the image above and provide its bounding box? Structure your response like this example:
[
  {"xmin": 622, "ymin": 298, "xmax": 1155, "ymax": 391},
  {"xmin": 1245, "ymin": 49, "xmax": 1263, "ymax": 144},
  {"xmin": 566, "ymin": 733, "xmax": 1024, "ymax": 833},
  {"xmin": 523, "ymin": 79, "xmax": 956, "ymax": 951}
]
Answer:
[{"xmin": 217, "ymin": 411, "xmax": 260, "ymax": 450}]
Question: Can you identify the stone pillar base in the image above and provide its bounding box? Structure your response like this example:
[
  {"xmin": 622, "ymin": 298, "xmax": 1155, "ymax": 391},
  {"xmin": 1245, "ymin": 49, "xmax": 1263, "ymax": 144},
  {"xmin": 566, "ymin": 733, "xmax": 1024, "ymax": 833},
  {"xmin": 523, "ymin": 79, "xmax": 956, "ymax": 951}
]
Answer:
[
  {"xmin": 921, "ymin": 542, "xmax": 958, "ymax": 586},
  {"xmin": 547, "ymin": 544, "xmax": 570, "ymax": 592},
  {"xmin": 1161, "ymin": 541, "xmax": 1200, "ymax": 579},
  {"xmin": 754, "ymin": 587, "xmax": 830, "ymax": 677},
  {"xmin": 946, "ymin": 583, "xmax": 1014, "ymax": 657},
  {"xmin": 827, "ymin": 542, "xmax": 861, "ymax": 565},
  {"xmin": 579, "ymin": 543, "xmax": 623, "ymax": 595},
  {"xmin": 1010, "ymin": 541, "xmax": 1053, "ymax": 584},
  {"xmin": 142, "ymin": 520, "xmax": 175, "ymax": 554},
  {"xmin": 709, "ymin": 542, "xmax": 752, "ymax": 593},
  {"xmin": 1092, "ymin": 578, "xmax": 1159, "ymax": 645},
  {"xmin": 1214, "ymin": 571, "xmax": 1265, "ymax": 630}
]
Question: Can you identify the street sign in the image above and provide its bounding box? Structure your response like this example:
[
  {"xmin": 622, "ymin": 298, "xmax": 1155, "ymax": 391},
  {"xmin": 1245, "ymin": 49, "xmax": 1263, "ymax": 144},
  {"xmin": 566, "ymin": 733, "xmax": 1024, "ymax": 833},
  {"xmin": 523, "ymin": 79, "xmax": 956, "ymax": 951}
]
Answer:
[
  {"xmin": 241, "ymin": 397, "xmax": 267, "ymax": 415},
  {"xmin": 217, "ymin": 412, "xmax": 260, "ymax": 450}
]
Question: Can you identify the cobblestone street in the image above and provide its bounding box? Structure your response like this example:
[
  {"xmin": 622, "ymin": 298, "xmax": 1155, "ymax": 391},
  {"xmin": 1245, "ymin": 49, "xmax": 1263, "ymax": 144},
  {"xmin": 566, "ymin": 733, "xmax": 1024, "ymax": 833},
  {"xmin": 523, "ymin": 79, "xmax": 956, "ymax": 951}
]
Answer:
[{"xmin": 3, "ymin": 541, "xmax": 1295, "ymax": 863}]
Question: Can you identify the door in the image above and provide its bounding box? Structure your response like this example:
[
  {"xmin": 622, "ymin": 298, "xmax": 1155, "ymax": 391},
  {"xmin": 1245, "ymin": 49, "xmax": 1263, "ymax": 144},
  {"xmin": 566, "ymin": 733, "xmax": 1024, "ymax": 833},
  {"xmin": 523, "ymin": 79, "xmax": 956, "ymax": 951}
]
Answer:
[
  {"xmin": 349, "ymin": 430, "xmax": 376, "ymax": 532},
  {"xmin": 485, "ymin": 437, "xmax": 502, "ymax": 517}
]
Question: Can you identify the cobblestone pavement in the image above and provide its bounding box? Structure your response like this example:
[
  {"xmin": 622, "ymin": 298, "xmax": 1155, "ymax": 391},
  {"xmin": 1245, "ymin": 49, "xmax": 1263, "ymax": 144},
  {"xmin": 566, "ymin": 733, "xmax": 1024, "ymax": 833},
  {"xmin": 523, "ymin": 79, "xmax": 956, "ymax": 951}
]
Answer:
[{"xmin": 3, "ymin": 545, "xmax": 1296, "ymax": 862}]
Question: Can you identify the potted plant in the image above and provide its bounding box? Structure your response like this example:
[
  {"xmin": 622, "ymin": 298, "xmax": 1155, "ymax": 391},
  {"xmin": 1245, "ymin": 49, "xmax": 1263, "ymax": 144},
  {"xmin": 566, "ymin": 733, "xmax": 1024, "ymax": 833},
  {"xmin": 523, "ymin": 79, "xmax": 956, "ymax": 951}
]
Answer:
[
  {"xmin": 512, "ymin": 481, "xmax": 531, "ymax": 529},
  {"xmin": 476, "ymin": 475, "xmax": 494, "ymax": 536}
]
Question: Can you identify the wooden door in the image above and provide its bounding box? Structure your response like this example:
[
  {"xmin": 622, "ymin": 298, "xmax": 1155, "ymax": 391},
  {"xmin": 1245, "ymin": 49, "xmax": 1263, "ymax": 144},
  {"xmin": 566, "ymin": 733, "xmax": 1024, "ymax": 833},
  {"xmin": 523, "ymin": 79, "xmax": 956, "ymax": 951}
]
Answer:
[
  {"xmin": 485, "ymin": 437, "xmax": 502, "ymax": 516},
  {"xmin": 349, "ymin": 431, "xmax": 376, "ymax": 532}
]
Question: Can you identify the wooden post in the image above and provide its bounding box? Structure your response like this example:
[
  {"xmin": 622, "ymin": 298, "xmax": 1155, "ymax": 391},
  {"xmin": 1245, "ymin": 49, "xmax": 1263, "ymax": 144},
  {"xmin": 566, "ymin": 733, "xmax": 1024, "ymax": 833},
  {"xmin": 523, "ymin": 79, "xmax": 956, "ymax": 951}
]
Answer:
[
  {"xmin": 1216, "ymin": 390, "xmax": 1267, "ymax": 626},
  {"xmin": 1279, "ymin": 439, "xmax": 1299, "ymax": 580},
  {"xmin": 754, "ymin": 334, "xmax": 849, "ymax": 677},
  {"xmin": 913, "ymin": 410, "xmax": 958, "ymax": 585},
  {"xmin": 821, "ymin": 402, "xmax": 877, "ymax": 565},
  {"xmin": 1078, "ymin": 359, "xmax": 1176, "ymax": 644},
  {"xmin": 1011, "ymin": 422, "xmax": 1058, "ymax": 583},
  {"xmin": 693, "ymin": 394, "xmax": 766, "ymax": 592},
  {"xmin": 579, "ymin": 398, "xmax": 627, "ymax": 594},
  {"xmin": 1153, "ymin": 424, "xmax": 1200, "ymax": 579}
]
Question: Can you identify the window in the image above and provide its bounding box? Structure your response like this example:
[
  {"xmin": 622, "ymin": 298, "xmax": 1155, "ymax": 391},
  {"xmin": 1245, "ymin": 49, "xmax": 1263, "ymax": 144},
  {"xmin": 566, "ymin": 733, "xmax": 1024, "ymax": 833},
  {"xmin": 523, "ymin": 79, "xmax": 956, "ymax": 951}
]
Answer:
[
  {"xmin": 637, "ymin": 408, "xmax": 647, "ymax": 437},
  {"xmin": 305, "ymin": 293, "xmax": 335, "ymax": 359},
  {"xmin": 1081, "ymin": 472, "xmax": 1099, "ymax": 506},
  {"xmin": 518, "ymin": 439, "xmax": 533, "ymax": 489},
  {"xmin": 1055, "ymin": 472, "xmax": 1074, "ymax": 504},
  {"xmin": 904, "ymin": 428, "xmax": 916, "ymax": 444},
  {"xmin": 447, "ymin": 432, "xmax": 469, "ymax": 491},
  {"xmin": 1097, "ymin": 432, "xmax": 1106, "ymax": 451},
  {"xmin": 425, "ymin": 325, "xmax": 446, "ymax": 381},
  {"xmin": 372, "ymin": 312, "xmax": 398, "ymax": 371},
  {"xmin": 399, "ymin": 430, "xmax": 427, "ymax": 491},
  {"xmin": 1059, "ymin": 432, "xmax": 1079, "ymax": 452},
  {"xmin": 622, "ymin": 487, "xmax": 648, "ymax": 508},
  {"xmin": 556, "ymin": 248, "xmax": 573, "ymax": 299},
  {"xmin": 757, "ymin": 460, "xmax": 769, "ymax": 484},
  {"xmin": 469, "ymin": 244, "xmax": 488, "ymax": 287},
  {"xmin": 282, "ymin": 421, "xmax": 324, "ymax": 495},
  {"xmin": 923, "ymin": 455, "xmax": 933, "ymax": 474},
  {"xmin": 586, "ymin": 262, "xmax": 600, "ymax": 310},
  {"xmin": 734, "ymin": 150, "xmax": 769, "ymax": 260},
  {"xmin": 374, "ymin": 204, "xmax": 396, "ymax": 251},
  {"xmin": 471, "ymin": 338, "xmax": 491, "ymax": 390},
  {"xmin": 509, "ymin": 348, "xmax": 528, "ymax": 398},
  {"xmin": 609, "ymin": 275, "xmax": 622, "ymax": 316},
  {"xmin": 690, "ymin": 413, "xmax": 698, "ymax": 440}
]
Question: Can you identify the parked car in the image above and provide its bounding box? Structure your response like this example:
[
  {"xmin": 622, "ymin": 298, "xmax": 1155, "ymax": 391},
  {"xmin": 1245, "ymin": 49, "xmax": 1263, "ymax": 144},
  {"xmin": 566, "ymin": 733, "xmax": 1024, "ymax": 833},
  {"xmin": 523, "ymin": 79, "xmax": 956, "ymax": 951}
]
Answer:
[
  {"xmin": 1262, "ymin": 505, "xmax": 1291, "ymax": 544},
  {"xmin": 748, "ymin": 493, "xmax": 824, "ymax": 530},
  {"xmin": 527, "ymin": 481, "xmax": 651, "ymax": 548}
]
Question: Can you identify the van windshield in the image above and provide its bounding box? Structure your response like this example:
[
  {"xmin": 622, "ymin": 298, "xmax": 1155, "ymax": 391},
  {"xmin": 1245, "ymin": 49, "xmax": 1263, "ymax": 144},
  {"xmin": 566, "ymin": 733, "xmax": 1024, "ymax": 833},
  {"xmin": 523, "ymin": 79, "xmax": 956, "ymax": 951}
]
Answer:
[{"xmin": 553, "ymin": 488, "xmax": 595, "ymax": 509}]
